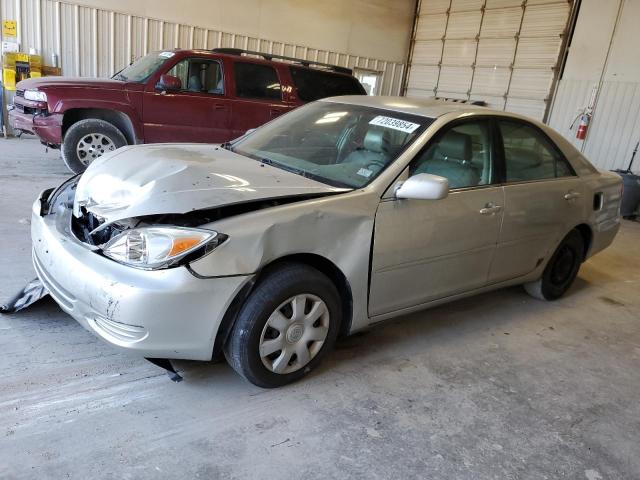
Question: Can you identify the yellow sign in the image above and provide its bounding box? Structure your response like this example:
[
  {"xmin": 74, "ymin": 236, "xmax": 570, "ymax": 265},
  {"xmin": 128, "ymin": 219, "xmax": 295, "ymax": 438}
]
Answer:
[{"xmin": 3, "ymin": 20, "xmax": 17, "ymax": 37}]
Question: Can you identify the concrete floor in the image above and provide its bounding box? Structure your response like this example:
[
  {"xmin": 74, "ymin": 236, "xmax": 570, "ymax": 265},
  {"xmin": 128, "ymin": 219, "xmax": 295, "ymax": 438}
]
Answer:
[{"xmin": 1, "ymin": 137, "xmax": 639, "ymax": 480}]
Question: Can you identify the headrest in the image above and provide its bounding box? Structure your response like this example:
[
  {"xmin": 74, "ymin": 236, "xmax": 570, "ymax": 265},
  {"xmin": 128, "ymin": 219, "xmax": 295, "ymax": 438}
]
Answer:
[
  {"xmin": 437, "ymin": 130, "xmax": 472, "ymax": 161},
  {"xmin": 363, "ymin": 129, "xmax": 390, "ymax": 154},
  {"xmin": 188, "ymin": 75, "xmax": 202, "ymax": 91}
]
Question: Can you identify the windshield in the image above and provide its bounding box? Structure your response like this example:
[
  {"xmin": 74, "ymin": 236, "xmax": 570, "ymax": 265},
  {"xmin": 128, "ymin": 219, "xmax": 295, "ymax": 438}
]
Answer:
[
  {"xmin": 231, "ymin": 102, "xmax": 432, "ymax": 188},
  {"xmin": 112, "ymin": 51, "xmax": 175, "ymax": 82}
]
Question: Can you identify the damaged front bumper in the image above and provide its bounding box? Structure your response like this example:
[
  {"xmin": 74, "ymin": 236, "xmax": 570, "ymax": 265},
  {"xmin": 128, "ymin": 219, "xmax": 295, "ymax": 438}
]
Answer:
[
  {"xmin": 8, "ymin": 108, "xmax": 63, "ymax": 145},
  {"xmin": 31, "ymin": 189, "xmax": 251, "ymax": 360}
]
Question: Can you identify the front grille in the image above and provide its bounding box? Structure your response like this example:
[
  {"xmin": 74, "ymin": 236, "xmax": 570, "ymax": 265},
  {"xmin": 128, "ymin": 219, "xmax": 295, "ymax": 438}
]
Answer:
[{"xmin": 15, "ymin": 89, "xmax": 24, "ymax": 98}]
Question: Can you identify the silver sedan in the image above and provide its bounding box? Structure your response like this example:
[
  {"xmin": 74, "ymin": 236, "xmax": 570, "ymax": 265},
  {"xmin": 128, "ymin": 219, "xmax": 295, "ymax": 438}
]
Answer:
[{"xmin": 31, "ymin": 96, "xmax": 622, "ymax": 387}]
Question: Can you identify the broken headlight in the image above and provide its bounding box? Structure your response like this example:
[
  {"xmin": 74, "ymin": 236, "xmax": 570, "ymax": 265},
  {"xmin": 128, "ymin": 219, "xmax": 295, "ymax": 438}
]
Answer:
[{"xmin": 102, "ymin": 226, "xmax": 227, "ymax": 270}]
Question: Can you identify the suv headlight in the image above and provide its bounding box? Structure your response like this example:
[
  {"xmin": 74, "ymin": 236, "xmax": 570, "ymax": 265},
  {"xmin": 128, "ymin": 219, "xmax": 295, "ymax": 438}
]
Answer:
[
  {"xmin": 102, "ymin": 226, "xmax": 227, "ymax": 270},
  {"xmin": 24, "ymin": 90, "xmax": 47, "ymax": 102}
]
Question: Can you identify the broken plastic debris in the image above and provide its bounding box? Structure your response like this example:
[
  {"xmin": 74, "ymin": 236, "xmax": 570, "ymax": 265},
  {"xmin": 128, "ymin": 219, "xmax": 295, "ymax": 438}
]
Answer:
[
  {"xmin": 145, "ymin": 358, "xmax": 183, "ymax": 382},
  {"xmin": 0, "ymin": 278, "xmax": 49, "ymax": 313}
]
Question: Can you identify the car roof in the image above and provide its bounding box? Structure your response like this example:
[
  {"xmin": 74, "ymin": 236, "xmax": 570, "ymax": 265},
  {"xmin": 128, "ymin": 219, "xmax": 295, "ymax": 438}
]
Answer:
[{"xmin": 322, "ymin": 95, "xmax": 497, "ymax": 119}]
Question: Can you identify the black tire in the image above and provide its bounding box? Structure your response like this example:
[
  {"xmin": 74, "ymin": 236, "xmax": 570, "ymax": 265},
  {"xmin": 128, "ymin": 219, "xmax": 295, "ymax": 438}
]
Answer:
[
  {"xmin": 61, "ymin": 119, "xmax": 127, "ymax": 173},
  {"xmin": 524, "ymin": 229, "xmax": 584, "ymax": 301},
  {"xmin": 224, "ymin": 263, "xmax": 342, "ymax": 388}
]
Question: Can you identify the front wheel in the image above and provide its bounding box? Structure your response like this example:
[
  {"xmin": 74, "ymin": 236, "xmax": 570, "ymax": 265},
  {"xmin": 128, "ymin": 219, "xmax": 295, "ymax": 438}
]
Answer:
[
  {"xmin": 61, "ymin": 119, "xmax": 127, "ymax": 173},
  {"xmin": 224, "ymin": 263, "xmax": 342, "ymax": 388},
  {"xmin": 524, "ymin": 229, "xmax": 584, "ymax": 301}
]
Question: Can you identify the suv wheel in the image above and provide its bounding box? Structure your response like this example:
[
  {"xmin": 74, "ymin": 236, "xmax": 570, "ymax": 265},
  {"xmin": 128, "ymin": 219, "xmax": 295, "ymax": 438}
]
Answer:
[
  {"xmin": 224, "ymin": 263, "xmax": 341, "ymax": 388},
  {"xmin": 524, "ymin": 229, "xmax": 584, "ymax": 301},
  {"xmin": 62, "ymin": 119, "xmax": 127, "ymax": 173}
]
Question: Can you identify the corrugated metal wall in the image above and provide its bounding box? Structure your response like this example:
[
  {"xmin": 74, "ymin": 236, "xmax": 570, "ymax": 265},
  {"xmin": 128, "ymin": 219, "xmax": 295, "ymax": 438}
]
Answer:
[
  {"xmin": 0, "ymin": 0, "xmax": 406, "ymax": 92},
  {"xmin": 405, "ymin": 0, "xmax": 572, "ymax": 121},
  {"xmin": 548, "ymin": 79, "xmax": 640, "ymax": 171},
  {"xmin": 546, "ymin": 0, "xmax": 640, "ymax": 172}
]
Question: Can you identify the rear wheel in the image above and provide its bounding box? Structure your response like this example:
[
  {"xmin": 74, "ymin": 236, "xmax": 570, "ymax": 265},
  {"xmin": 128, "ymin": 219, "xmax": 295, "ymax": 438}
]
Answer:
[
  {"xmin": 61, "ymin": 119, "xmax": 127, "ymax": 173},
  {"xmin": 524, "ymin": 229, "xmax": 584, "ymax": 301},
  {"xmin": 224, "ymin": 263, "xmax": 341, "ymax": 388}
]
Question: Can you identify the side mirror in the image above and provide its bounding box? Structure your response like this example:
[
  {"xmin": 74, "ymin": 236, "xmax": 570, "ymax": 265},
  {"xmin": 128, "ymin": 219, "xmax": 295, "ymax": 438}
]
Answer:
[
  {"xmin": 395, "ymin": 173, "xmax": 449, "ymax": 200},
  {"xmin": 156, "ymin": 74, "xmax": 182, "ymax": 92}
]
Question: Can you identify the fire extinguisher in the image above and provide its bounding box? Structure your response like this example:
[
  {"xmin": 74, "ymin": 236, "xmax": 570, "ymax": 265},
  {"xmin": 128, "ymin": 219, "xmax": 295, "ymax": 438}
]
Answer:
[
  {"xmin": 575, "ymin": 113, "xmax": 590, "ymax": 140},
  {"xmin": 570, "ymin": 109, "xmax": 592, "ymax": 140}
]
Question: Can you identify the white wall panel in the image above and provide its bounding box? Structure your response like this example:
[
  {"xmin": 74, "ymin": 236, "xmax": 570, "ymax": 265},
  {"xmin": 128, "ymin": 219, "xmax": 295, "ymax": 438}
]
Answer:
[
  {"xmin": 480, "ymin": 7, "xmax": 521, "ymax": 38},
  {"xmin": 505, "ymin": 97, "xmax": 546, "ymax": 119},
  {"xmin": 0, "ymin": 0, "xmax": 405, "ymax": 98},
  {"xmin": 406, "ymin": 87, "xmax": 434, "ymax": 99},
  {"xmin": 485, "ymin": 0, "xmax": 521, "ymax": 8},
  {"xmin": 442, "ymin": 39, "xmax": 476, "ymax": 66},
  {"xmin": 439, "ymin": 65, "xmax": 473, "ymax": 92},
  {"xmin": 446, "ymin": 11, "xmax": 482, "ymax": 39},
  {"xmin": 520, "ymin": 3, "xmax": 569, "ymax": 37},
  {"xmin": 547, "ymin": 0, "xmax": 640, "ymax": 171},
  {"xmin": 451, "ymin": 0, "xmax": 484, "ymax": 12},
  {"xmin": 411, "ymin": 40, "xmax": 443, "ymax": 64},
  {"xmin": 508, "ymin": 68, "xmax": 554, "ymax": 98},
  {"xmin": 472, "ymin": 67, "xmax": 510, "ymax": 95},
  {"xmin": 421, "ymin": 0, "xmax": 450, "ymax": 15},
  {"xmin": 415, "ymin": 13, "xmax": 447, "ymax": 40},
  {"xmin": 515, "ymin": 37, "xmax": 562, "ymax": 68},
  {"xmin": 476, "ymin": 38, "xmax": 515, "ymax": 66},
  {"xmin": 469, "ymin": 93, "xmax": 504, "ymax": 109},
  {"xmin": 407, "ymin": 65, "xmax": 440, "ymax": 91},
  {"xmin": 582, "ymin": 81, "xmax": 640, "ymax": 171}
]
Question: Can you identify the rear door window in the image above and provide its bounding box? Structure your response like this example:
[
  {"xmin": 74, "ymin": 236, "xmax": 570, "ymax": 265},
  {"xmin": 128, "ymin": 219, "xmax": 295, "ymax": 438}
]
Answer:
[
  {"xmin": 289, "ymin": 66, "xmax": 365, "ymax": 102},
  {"xmin": 498, "ymin": 120, "xmax": 574, "ymax": 182},
  {"xmin": 234, "ymin": 62, "xmax": 282, "ymax": 100}
]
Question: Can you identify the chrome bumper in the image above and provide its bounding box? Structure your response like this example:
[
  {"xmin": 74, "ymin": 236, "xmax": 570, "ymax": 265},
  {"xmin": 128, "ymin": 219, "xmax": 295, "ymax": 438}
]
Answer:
[{"xmin": 31, "ymin": 191, "xmax": 251, "ymax": 360}]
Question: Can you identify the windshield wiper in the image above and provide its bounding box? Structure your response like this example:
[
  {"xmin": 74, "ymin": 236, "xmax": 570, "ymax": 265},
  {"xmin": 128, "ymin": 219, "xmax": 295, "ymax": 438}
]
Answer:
[{"xmin": 220, "ymin": 142, "xmax": 233, "ymax": 151}]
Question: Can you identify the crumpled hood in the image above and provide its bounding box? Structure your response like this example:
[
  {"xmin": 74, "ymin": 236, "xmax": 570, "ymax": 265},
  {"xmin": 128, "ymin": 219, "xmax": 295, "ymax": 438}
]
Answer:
[
  {"xmin": 17, "ymin": 77, "xmax": 125, "ymax": 91},
  {"xmin": 74, "ymin": 143, "xmax": 349, "ymax": 223}
]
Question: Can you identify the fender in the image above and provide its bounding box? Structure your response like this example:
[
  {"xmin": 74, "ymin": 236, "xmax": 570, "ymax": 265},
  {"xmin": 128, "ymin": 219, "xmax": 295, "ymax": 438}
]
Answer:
[{"xmin": 53, "ymin": 99, "xmax": 144, "ymax": 144}]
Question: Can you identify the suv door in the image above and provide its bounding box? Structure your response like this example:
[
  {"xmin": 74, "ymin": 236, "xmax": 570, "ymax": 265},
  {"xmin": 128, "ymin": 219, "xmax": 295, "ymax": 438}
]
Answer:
[
  {"xmin": 487, "ymin": 118, "xmax": 583, "ymax": 283},
  {"xmin": 143, "ymin": 57, "xmax": 231, "ymax": 143},
  {"xmin": 229, "ymin": 61, "xmax": 290, "ymax": 138},
  {"xmin": 369, "ymin": 118, "xmax": 504, "ymax": 317}
]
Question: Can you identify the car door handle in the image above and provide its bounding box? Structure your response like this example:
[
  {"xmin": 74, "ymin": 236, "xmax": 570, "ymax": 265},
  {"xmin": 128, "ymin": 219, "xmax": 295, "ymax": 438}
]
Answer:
[
  {"xmin": 564, "ymin": 191, "xmax": 581, "ymax": 200},
  {"xmin": 479, "ymin": 203, "xmax": 503, "ymax": 215}
]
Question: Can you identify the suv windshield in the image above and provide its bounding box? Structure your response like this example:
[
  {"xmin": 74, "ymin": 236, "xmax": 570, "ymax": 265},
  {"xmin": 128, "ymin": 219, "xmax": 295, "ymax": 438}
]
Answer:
[
  {"xmin": 112, "ymin": 51, "xmax": 175, "ymax": 82},
  {"xmin": 231, "ymin": 102, "xmax": 431, "ymax": 188}
]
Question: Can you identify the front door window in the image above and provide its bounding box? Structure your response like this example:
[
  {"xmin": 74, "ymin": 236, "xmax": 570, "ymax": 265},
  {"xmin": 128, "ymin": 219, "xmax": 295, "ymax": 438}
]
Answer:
[
  {"xmin": 166, "ymin": 58, "xmax": 224, "ymax": 94},
  {"xmin": 410, "ymin": 120, "xmax": 494, "ymax": 189}
]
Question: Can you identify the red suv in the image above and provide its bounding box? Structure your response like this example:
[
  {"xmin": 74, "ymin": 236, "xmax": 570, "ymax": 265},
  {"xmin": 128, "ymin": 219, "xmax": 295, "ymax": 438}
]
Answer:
[{"xmin": 9, "ymin": 48, "xmax": 366, "ymax": 173}]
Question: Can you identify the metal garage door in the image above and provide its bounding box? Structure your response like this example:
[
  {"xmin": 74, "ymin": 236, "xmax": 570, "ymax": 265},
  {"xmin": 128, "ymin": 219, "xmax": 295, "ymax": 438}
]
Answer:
[{"xmin": 406, "ymin": 0, "xmax": 572, "ymax": 120}]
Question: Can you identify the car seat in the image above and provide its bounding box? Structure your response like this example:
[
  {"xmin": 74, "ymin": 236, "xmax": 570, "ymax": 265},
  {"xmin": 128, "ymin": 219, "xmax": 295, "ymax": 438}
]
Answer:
[
  {"xmin": 188, "ymin": 74, "xmax": 202, "ymax": 92},
  {"xmin": 342, "ymin": 129, "xmax": 391, "ymax": 171},
  {"xmin": 209, "ymin": 76, "xmax": 224, "ymax": 94},
  {"xmin": 415, "ymin": 130, "xmax": 480, "ymax": 188}
]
